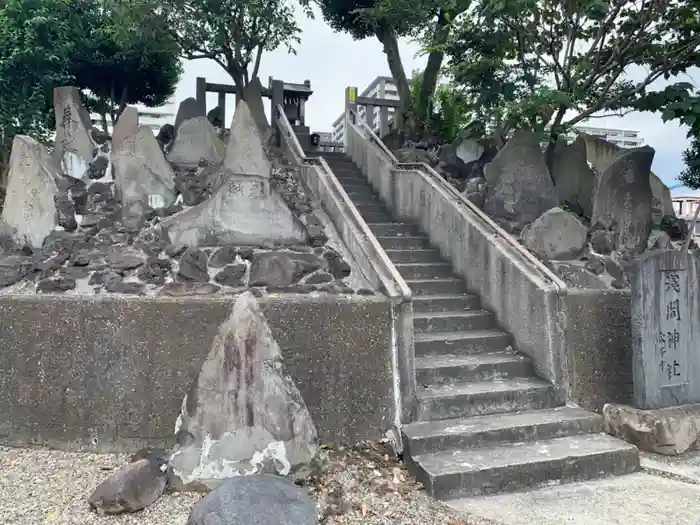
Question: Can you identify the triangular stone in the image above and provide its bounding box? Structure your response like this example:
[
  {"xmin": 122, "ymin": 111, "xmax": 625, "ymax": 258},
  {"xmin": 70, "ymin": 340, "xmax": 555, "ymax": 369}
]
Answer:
[
  {"xmin": 174, "ymin": 97, "xmax": 205, "ymax": 133},
  {"xmin": 549, "ymin": 136, "xmax": 595, "ymax": 217},
  {"xmin": 119, "ymin": 126, "xmax": 175, "ymax": 195},
  {"xmin": 111, "ymin": 106, "xmax": 139, "ymax": 151},
  {"xmin": 159, "ymin": 172, "xmax": 307, "ymax": 247},
  {"xmin": 0, "ymin": 136, "xmax": 60, "ymax": 248},
  {"xmin": 113, "ymin": 150, "xmax": 176, "ymax": 217},
  {"xmin": 166, "ymin": 117, "xmax": 225, "ymax": 168},
  {"xmin": 224, "ymin": 100, "xmax": 271, "ymax": 179},
  {"xmin": 242, "ymin": 77, "xmax": 271, "ymax": 141},
  {"xmin": 52, "ymin": 86, "xmax": 98, "ymax": 180},
  {"xmin": 169, "ymin": 291, "xmax": 318, "ymax": 492}
]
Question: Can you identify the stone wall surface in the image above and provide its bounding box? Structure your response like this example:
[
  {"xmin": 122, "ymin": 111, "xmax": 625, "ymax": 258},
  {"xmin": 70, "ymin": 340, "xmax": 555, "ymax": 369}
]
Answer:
[{"xmin": 0, "ymin": 293, "xmax": 393, "ymax": 452}]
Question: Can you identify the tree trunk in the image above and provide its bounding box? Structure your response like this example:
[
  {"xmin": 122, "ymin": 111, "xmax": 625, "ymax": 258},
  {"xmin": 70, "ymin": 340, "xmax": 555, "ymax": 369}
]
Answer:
[
  {"xmin": 417, "ymin": 9, "xmax": 448, "ymax": 127},
  {"xmin": 375, "ymin": 24, "xmax": 412, "ymax": 135}
]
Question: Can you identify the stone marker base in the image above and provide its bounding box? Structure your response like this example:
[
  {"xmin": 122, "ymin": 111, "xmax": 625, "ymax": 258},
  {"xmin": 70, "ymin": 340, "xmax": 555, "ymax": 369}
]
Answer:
[{"xmin": 603, "ymin": 402, "xmax": 700, "ymax": 456}]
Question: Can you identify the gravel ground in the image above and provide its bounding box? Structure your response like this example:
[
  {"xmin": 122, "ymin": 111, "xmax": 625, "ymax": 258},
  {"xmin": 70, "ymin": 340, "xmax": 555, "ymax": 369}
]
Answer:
[{"xmin": 0, "ymin": 442, "xmax": 487, "ymax": 525}]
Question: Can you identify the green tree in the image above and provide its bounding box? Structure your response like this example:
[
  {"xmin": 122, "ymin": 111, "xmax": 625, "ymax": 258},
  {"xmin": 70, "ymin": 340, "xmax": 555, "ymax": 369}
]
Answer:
[
  {"xmin": 444, "ymin": 0, "xmax": 700, "ymax": 151},
  {"xmin": 316, "ymin": 0, "xmax": 469, "ymax": 133},
  {"xmin": 143, "ymin": 0, "xmax": 312, "ymax": 100},
  {"xmin": 70, "ymin": 0, "xmax": 182, "ymax": 129},
  {"xmin": 409, "ymin": 71, "xmax": 471, "ymax": 142}
]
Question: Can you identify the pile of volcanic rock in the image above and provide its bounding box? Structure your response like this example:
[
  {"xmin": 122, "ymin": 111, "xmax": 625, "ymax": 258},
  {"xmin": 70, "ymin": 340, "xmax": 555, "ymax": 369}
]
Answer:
[
  {"xmin": 0, "ymin": 87, "xmax": 362, "ymax": 297},
  {"xmin": 388, "ymin": 129, "xmax": 689, "ymax": 289}
]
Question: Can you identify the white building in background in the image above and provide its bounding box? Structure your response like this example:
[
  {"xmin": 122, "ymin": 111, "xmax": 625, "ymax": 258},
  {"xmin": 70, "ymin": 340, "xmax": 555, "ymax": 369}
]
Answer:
[
  {"xmin": 563, "ymin": 126, "xmax": 644, "ymax": 148},
  {"xmin": 672, "ymin": 196, "xmax": 700, "ymax": 242},
  {"xmin": 89, "ymin": 101, "xmax": 176, "ymax": 135},
  {"xmin": 332, "ymin": 76, "xmax": 399, "ymax": 144}
]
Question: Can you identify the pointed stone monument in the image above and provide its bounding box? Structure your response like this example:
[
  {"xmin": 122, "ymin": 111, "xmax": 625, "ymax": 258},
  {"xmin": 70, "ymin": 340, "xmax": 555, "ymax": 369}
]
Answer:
[
  {"xmin": 224, "ymin": 100, "xmax": 271, "ymax": 179},
  {"xmin": 167, "ymin": 117, "xmax": 225, "ymax": 167},
  {"xmin": 53, "ymin": 86, "xmax": 98, "ymax": 179},
  {"xmin": 169, "ymin": 291, "xmax": 318, "ymax": 492},
  {"xmin": 0, "ymin": 136, "xmax": 61, "ymax": 248}
]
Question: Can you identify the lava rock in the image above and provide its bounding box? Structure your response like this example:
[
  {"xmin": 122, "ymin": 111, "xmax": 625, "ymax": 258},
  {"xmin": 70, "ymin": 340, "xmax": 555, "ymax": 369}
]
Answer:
[
  {"xmin": 0, "ymin": 255, "xmax": 35, "ymax": 287},
  {"xmin": 323, "ymin": 249, "xmax": 351, "ymax": 279},
  {"xmin": 302, "ymin": 271, "xmax": 334, "ymax": 284},
  {"xmin": 249, "ymin": 251, "xmax": 320, "ymax": 287},
  {"xmin": 164, "ymin": 243, "xmax": 187, "ymax": 258},
  {"xmin": 209, "ymin": 246, "xmax": 238, "ymax": 268},
  {"xmin": 55, "ymin": 192, "xmax": 78, "ymax": 232},
  {"xmin": 213, "ymin": 263, "xmax": 247, "ymax": 287},
  {"xmin": 36, "ymin": 276, "xmax": 76, "ymax": 293},
  {"xmin": 104, "ymin": 272, "xmax": 145, "ymax": 295},
  {"xmin": 177, "ymin": 248, "xmax": 210, "ymax": 282},
  {"xmin": 87, "ymin": 155, "xmax": 109, "ymax": 180},
  {"xmin": 88, "ymin": 457, "xmax": 167, "ymax": 515},
  {"xmin": 660, "ymin": 214, "xmax": 689, "ymax": 240},
  {"xmin": 107, "ymin": 246, "xmax": 146, "ymax": 271},
  {"xmin": 186, "ymin": 475, "xmax": 316, "ymax": 525},
  {"xmin": 137, "ymin": 257, "xmax": 171, "ymax": 285}
]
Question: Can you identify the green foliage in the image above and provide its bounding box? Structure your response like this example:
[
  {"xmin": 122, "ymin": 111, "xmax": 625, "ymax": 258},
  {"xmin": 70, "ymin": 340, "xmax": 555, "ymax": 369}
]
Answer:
[
  {"xmin": 151, "ymin": 0, "xmax": 311, "ymax": 95},
  {"xmin": 409, "ymin": 71, "xmax": 470, "ymax": 142},
  {"xmin": 680, "ymin": 138, "xmax": 700, "ymax": 190},
  {"xmin": 444, "ymin": 0, "xmax": 700, "ymax": 143}
]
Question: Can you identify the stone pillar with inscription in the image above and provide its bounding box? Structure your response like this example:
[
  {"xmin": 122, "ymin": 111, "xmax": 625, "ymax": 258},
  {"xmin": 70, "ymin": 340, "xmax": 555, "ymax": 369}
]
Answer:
[{"xmin": 631, "ymin": 250, "xmax": 700, "ymax": 409}]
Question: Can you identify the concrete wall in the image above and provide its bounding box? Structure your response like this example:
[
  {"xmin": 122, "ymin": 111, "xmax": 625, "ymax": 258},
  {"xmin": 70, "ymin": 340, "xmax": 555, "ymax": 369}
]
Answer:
[
  {"xmin": 563, "ymin": 290, "xmax": 633, "ymax": 411},
  {"xmin": 0, "ymin": 294, "xmax": 394, "ymax": 453},
  {"xmin": 346, "ymin": 124, "xmax": 635, "ymax": 411}
]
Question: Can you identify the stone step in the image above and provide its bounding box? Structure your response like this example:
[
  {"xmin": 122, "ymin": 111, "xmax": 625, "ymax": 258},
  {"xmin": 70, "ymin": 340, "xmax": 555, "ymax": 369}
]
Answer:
[
  {"xmin": 406, "ymin": 277, "xmax": 466, "ymax": 295},
  {"xmin": 413, "ymin": 310, "xmax": 494, "ymax": 333},
  {"xmin": 396, "ymin": 262, "xmax": 454, "ymax": 280},
  {"xmin": 402, "ymin": 406, "xmax": 604, "ymax": 456},
  {"xmin": 407, "ymin": 433, "xmax": 639, "ymax": 500},
  {"xmin": 385, "ymin": 248, "xmax": 444, "ymax": 264},
  {"xmin": 377, "ymin": 236, "xmax": 431, "ymax": 250},
  {"xmin": 412, "ymin": 294, "xmax": 481, "ymax": 313},
  {"xmin": 415, "ymin": 377, "xmax": 557, "ymax": 421},
  {"xmin": 414, "ymin": 329, "xmax": 512, "ymax": 356},
  {"xmin": 415, "ymin": 351, "xmax": 533, "ymax": 385},
  {"xmin": 368, "ymin": 223, "xmax": 420, "ymax": 236},
  {"xmin": 327, "ymin": 165, "xmax": 361, "ymax": 175},
  {"xmin": 347, "ymin": 194, "xmax": 383, "ymax": 207},
  {"xmin": 345, "ymin": 188, "xmax": 377, "ymax": 199},
  {"xmin": 360, "ymin": 212, "xmax": 394, "ymax": 223},
  {"xmin": 354, "ymin": 202, "xmax": 386, "ymax": 214}
]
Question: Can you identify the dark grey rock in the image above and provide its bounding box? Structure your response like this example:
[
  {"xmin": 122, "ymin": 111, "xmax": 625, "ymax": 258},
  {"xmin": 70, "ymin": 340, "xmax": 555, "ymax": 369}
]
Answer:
[
  {"xmin": 88, "ymin": 155, "xmax": 109, "ymax": 180},
  {"xmin": 61, "ymin": 265, "xmax": 90, "ymax": 279},
  {"xmin": 107, "ymin": 246, "xmax": 146, "ymax": 271},
  {"xmin": 304, "ymin": 213, "xmax": 327, "ymax": 247},
  {"xmin": 36, "ymin": 276, "xmax": 76, "ymax": 293},
  {"xmin": 165, "ymin": 243, "xmax": 187, "ymax": 258},
  {"xmin": 159, "ymin": 281, "xmax": 220, "ymax": 296},
  {"xmin": 177, "ymin": 248, "xmax": 209, "ymax": 282},
  {"xmin": 70, "ymin": 249, "xmax": 93, "ymax": 267},
  {"xmin": 213, "ymin": 263, "xmax": 247, "ymax": 287},
  {"xmin": 0, "ymin": 255, "xmax": 34, "ymax": 286},
  {"xmin": 42, "ymin": 231, "xmax": 86, "ymax": 253},
  {"xmin": 303, "ymin": 271, "xmax": 334, "ymax": 284},
  {"xmin": 104, "ymin": 272, "xmax": 145, "ymax": 295},
  {"xmin": 549, "ymin": 137, "xmax": 595, "ymax": 218},
  {"xmin": 483, "ymin": 129, "xmax": 559, "ymax": 229},
  {"xmin": 174, "ymin": 171, "xmax": 212, "ymax": 206},
  {"xmin": 55, "ymin": 193, "xmax": 77, "ymax": 232},
  {"xmin": 237, "ymin": 247, "xmax": 255, "ymax": 260},
  {"xmin": 590, "ymin": 229, "xmax": 615, "ymax": 255},
  {"xmin": 34, "ymin": 252, "xmax": 70, "ymax": 275},
  {"xmin": 156, "ymin": 124, "xmax": 175, "ymax": 148},
  {"xmin": 206, "ymin": 105, "xmax": 223, "ymax": 128},
  {"xmin": 323, "ymin": 249, "xmax": 351, "ymax": 279},
  {"xmin": 249, "ymin": 251, "xmax": 320, "ymax": 287},
  {"xmin": 137, "ymin": 257, "xmax": 171, "ymax": 285},
  {"xmin": 186, "ymin": 475, "xmax": 316, "ymax": 525},
  {"xmin": 88, "ymin": 457, "xmax": 167, "ymax": 515},
  {"xmin": 659, "ymin": 214, "xmax": 688, "ymax": 240},
  {"xmin": 173, "ymin": 97, "xmax": 205, "ymax": 133},
  {"xmin": 209, "ymin": 246, "xmax": 238, "ymax": 268},
  {"xmin": 585, "ymin": 254, "xmax": 606, "ymax": 275}
]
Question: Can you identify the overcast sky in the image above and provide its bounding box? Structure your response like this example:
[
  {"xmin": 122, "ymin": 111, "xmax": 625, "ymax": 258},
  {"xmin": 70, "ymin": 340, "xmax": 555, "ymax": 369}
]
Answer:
[{"xmin": 171, "ymin": 5, "xmax": 700, "ymax": 196}]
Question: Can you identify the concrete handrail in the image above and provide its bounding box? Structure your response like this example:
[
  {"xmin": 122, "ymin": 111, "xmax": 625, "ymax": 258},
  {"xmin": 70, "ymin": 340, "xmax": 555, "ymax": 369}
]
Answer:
[
  {"xmin": 274, "ymin": 104, "xmax": 412, "ymax": 303},
  {"xmin": 348, "ymin": 109, "xmax": 568, "ymax": 296}
]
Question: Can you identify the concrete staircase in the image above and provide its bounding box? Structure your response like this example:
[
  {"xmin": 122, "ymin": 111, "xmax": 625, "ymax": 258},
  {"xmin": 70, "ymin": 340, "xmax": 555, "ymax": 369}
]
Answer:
[{"xmin": 311, "ymin": 150, "xmax": 639, "ymax": 501}]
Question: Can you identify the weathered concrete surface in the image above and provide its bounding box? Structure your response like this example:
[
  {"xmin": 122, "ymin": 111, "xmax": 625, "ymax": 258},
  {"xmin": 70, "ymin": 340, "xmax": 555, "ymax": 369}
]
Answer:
[
  {"xmin": 563, "ymin": 289, "xmax": 633, "ymax": 411},
  {"xmin": 170, "ymin": 292, "xmax": 317, "ymax": 491},
  {"xmin": 0, "ymin": 294, "xmax": 393, "ymax": 452},
  {"xmin": 347, "ymin": 133, "xmax": 632, "ymax": 410},
  {"xmin": 449, "ymin": 472, "xmax": 700, "ymax": 525}
]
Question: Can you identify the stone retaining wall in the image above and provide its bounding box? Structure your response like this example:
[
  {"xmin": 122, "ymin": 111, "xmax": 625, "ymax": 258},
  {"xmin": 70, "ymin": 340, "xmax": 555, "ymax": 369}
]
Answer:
[{"xmin": 0, "ymin": 293, "xmax": 393, "ymax": 452}]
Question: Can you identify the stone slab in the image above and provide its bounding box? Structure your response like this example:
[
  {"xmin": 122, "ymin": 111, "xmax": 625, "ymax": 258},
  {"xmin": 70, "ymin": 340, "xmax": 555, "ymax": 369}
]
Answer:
[
  {"xmin": 224, "ymin": 100, "xmax": 271, "ymax": 178},
  {"xmin": 167, "ymin": 116, "xmax": 225, "ymax": 167},
  {"xmin": 52, "ymin": 86, "xmax": 96, "ymax": 179},
  {"xmin": 641, "ymin": 449, "xmax": 700, "ymax": 484},
  {"xmin": 631, "ymin": 250, "xmax": 700, "ymax": 409},
  {"xmin": 449, "ymin": 473, "xmax": 700, "ymax": 525}
]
